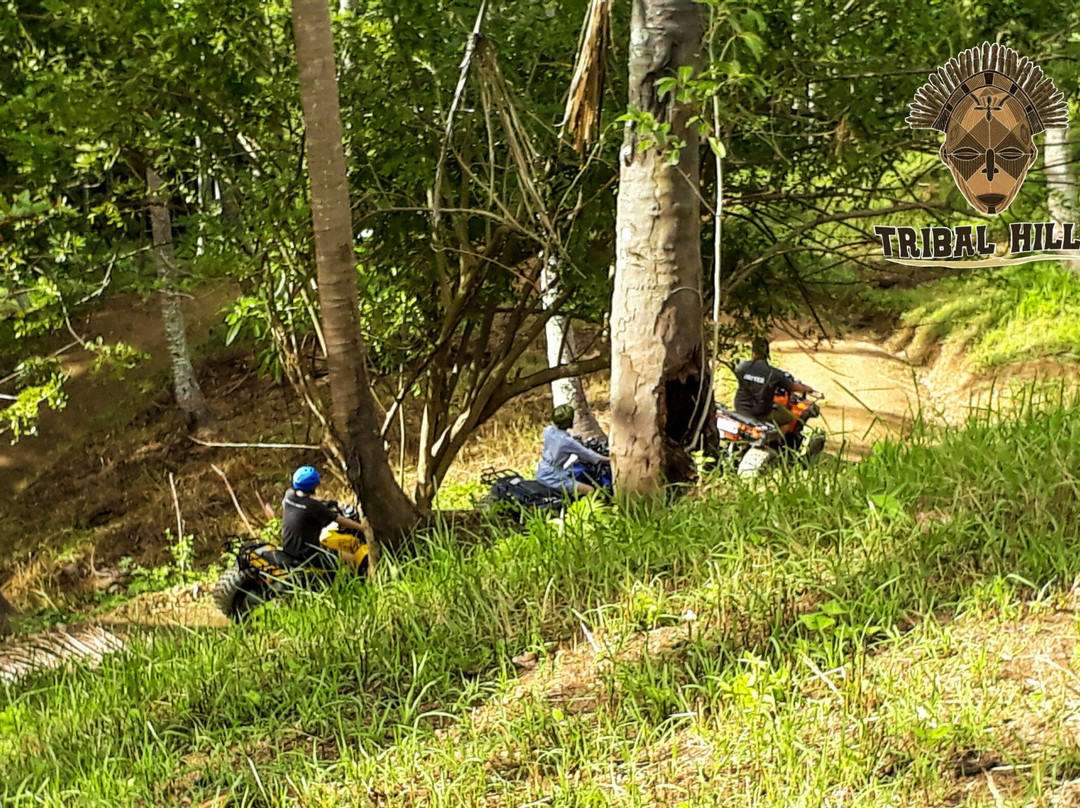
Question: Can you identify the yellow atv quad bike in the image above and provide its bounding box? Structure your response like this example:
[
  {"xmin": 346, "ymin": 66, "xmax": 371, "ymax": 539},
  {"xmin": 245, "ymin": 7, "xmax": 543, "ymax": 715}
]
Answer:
[{"xmin": 212, "ymin": 504, "xmax": 369, "ymax": 621}]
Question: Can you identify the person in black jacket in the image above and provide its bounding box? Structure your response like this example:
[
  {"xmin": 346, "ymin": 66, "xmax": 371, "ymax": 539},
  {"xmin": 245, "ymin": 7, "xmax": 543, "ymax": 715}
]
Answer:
[
  {"xmin": 733, "ymin": 338, "xmax": 815, "ymax": 427},
  {"xmin": 282, "ymin": 465, "xmax": 367, "ymax": 568}
]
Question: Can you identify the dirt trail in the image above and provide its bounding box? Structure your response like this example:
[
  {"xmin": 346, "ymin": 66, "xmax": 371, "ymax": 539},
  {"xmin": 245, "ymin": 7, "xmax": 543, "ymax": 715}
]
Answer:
[{"xmin": 769, "ymin": 333, "xmax": 927, "ymax": 458}]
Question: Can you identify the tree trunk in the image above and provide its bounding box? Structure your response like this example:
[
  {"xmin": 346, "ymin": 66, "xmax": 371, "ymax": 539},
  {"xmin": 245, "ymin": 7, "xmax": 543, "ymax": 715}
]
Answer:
[
  {"xmin": 291, "ymin": 0, "xmax": 420, "ymax": 546},
  {"xmin": 541, "ymin": 261, "xmax": 604, "ymax": 439},
  {"xmin": 0, "ymin": 577, "xmax": 16, "ymax": 636},
  {"xmin": 147, "ymin": 168, "xmax": 213, "ymax": 429},
  {"xmin": 610, "ymin": 0, "xmax": 707, "ymax": 495},
  {"xmin": 1045, "ymin": 127, "xmax": 1076, "ymax": 224}
]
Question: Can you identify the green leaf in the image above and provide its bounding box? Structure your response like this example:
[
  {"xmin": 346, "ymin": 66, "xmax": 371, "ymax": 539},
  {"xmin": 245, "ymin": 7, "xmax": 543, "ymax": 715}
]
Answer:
[
  {"xmin": 225, "ymin": 321, "xmax": 242, "ymax": 346},
  {"xmin": 820, "ymin": 599, "xmax": 847, "ymax": 616},
  {"xmin": 655, "ymin": 77, "xmax": 677, "ymax": 100},
  {"xmin": 799, "ymin": 613, "xmax": 835, "ymax": 631},
  {"xmin": 742, "ymin": 9, "xmax": 766, "ymax": 32},
  {"xmin": 707, "ymin": 137, "xmax": 726, "ymax": 159},
  {"xmin": 739, "ymin": 32, "xmax": 765, "ymax": 61}
]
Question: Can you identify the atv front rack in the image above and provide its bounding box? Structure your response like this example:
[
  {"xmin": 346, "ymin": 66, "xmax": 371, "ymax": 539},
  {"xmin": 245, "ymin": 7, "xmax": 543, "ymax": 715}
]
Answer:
[{"xmin": 480, "ymin": 467, "xmax": 526, "ymax": 487}]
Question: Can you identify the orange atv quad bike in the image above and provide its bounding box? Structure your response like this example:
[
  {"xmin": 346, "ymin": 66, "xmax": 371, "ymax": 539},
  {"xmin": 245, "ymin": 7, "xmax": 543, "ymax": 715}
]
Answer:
[
  {"xmin": 211, "ymin": 503, "xmax": 369, "ymax": 621},
  {"xmin": 715, "ymin": 384, "xmax": 826, "ymax": 477}
]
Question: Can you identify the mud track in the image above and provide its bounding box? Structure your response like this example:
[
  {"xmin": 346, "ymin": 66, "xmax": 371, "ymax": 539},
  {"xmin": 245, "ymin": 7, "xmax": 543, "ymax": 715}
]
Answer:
[{"xmin": 770, "ymin": 334, "xmax": 925, "ymax": 458}]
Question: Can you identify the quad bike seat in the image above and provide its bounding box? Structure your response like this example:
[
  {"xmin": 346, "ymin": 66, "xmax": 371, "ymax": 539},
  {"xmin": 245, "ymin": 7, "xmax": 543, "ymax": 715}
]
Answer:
[
  {"xmin": 717, "ymin": 407, "xmax": 771, "ymax": 429},
  {"xmin": 480, "ymin": 468, "xmax": 565, "ymax": 509},
  {"xmin": 518, "ymin": 479, "xmax": 560, "ymax": 497},
  {"xmin": 252, "ymin": 545, "xmax": 296, "ymax": 569}
]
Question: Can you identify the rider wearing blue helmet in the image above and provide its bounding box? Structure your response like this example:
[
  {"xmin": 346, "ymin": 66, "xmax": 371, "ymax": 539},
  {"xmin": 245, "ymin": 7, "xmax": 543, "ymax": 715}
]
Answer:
[{"xmin": 282, "ymin": 465, "xmax": 367, "ymax": 566}]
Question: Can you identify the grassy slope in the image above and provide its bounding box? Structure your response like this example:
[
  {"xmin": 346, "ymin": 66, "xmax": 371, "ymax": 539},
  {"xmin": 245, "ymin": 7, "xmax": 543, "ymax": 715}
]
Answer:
[
  {"xmin": 4, "ymin": 391, "xmax": 1080, "ymax": 806},
  {"xmin": 865, "ymin": 263, "xmax": 1080, "ymax": 371}
]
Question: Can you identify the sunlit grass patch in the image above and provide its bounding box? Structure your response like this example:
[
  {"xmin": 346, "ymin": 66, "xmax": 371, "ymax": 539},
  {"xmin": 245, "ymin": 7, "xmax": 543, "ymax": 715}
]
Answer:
[{"xmin": 871, "ymin": 263, "xmax": 1080, "ymax": 371}]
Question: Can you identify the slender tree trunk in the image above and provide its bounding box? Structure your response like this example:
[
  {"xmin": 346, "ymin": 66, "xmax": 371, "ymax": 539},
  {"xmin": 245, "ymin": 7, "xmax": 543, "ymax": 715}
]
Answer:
[
  {"xmin": 541, "ymin": 261, "xmax": 604, "ymax": 438},
  {"xmin": 194, "ymin": 135, "xmax": 206, "ymax": 257},
  {"xmin": 291, "ymin": 0, "xmax": 420, "ymax": 546},
  {"xmin": 147, "ymin": 168, "xmax": 213, "ymax": 429},
  {"xmin": 1045, "ymin": 127, "xmax": 1076, "ymax": 224},
  {"xmin": 219, "ymin": 177, "xmax": 242, "ymax": 227},
  {"xmin": 610, "ymin": 0, "xmax": 707, "ymax": 495}
]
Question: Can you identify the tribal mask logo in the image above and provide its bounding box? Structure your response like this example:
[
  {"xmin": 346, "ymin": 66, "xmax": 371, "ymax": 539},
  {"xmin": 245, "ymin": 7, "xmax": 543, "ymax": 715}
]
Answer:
[{"xmin": 908, "ymin": 42, "xmax": 1069, "ymax": 215}]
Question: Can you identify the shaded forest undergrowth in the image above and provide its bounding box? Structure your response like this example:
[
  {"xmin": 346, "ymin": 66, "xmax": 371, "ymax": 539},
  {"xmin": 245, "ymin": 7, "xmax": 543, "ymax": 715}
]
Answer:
[{"xmin": 4, "ymin": 391, "xmax": 1080, "ymax": 805}]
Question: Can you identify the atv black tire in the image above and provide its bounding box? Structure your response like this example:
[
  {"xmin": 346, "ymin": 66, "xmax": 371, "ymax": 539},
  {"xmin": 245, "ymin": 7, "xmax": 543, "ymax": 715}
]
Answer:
[
  {"xmin": 804, "ymin": 434, "xmax": 826, "ymax": 461},
  {"xmin": 212, "ymin": 566, "xmax": 264, "ymax": 621},
  {"xmin": 476, "ymin": 491, "xmax": 529, "ymax": 524},
  {"xmin": 738, "ymin": 446, "xmax": 776, "ymax": 478}
]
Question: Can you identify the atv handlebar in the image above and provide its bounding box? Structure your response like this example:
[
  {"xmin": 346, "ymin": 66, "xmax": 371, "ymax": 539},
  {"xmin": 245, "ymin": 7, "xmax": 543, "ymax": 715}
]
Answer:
[
  {"xmin": 322, "ymin": 501, "xmax": 364, "ymax": 525},
  {"xmin": 791, "ymin": 384, "xmax": 824, "ymax": 400}
]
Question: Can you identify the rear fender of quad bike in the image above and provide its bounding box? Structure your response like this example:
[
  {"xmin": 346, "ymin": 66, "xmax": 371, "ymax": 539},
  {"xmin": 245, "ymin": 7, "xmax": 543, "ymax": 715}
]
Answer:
[{"xmin": 236, "ymin": 542, "xmax": 292, "ymax": 579}]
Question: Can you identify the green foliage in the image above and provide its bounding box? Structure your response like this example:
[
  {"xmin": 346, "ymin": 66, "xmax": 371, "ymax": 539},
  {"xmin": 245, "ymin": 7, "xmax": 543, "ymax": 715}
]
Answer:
[
  {"xmin": 119, "ymin": 530, "xmax": 203, "ymax": 597},
  {"xmin": 2, "ymin": 0, "xmax": 1079, "ymax": 357},
  {"xmin": 85, "ymin": 339, "xmax": 150, "ymax": 380},
  {"xmin": 431, "ymin": 479, "xmax": 484, "ymax": 510},
  {"xmin": 258, "ymin": 517, "xmax": 283, "ymax": 545},
  {"xmin": 0, "ymin": 356, "xmax": 67, "ymax": 442},
  {"xmin": 689, "ymin": 0, "xmax": 1080, "ymax": 343},
  {"xmin": 616, "ymin": 109, "xmax": 688, "ymax": 165},
  {"xmin": 223, "ymin": 296, "xmax": 283, "ymax": 380}
]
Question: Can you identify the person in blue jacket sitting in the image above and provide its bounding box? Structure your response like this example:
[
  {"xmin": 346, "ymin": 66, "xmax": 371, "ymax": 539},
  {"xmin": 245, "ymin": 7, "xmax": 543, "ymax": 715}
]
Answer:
[{"xmin": 535, "ymin": 404, "xmax": 610, "ymax": 495}]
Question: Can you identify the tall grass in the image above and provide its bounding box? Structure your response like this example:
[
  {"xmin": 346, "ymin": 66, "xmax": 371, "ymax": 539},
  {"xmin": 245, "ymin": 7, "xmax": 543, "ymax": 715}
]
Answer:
[
  {"xmin": 870, "ymin": 263, "xmax": 1080, "ymax": 369},
  {"xmin": 4, "ymin": 389, "xmax": 1080, "ymax": 806}
]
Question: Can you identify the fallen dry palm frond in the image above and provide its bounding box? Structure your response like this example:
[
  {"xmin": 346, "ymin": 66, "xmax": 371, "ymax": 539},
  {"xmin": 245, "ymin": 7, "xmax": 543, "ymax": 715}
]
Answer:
[
  {"xmin": 0, "ymin": 624, "xmax": 125, "ymax": 684},
  {"xmin": 561, "ymin": 0, "xmax": 613, "ymax": 154}
]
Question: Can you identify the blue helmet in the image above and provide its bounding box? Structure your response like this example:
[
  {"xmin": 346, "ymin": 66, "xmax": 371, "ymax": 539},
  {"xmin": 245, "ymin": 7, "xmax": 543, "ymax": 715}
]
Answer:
[{"xmin": 291, "ymin": 465, "xmax": 320, "ymax": 492}]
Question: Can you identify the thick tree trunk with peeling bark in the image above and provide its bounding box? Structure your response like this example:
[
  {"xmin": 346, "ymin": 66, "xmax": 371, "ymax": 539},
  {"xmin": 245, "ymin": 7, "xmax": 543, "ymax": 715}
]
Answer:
[
  {"xmin": 541, "ymin": 262, "xmax": 604, "ymax": 439},
  {"xmin": 147, "ymin": 169, "xmax": 213, "ymax": 429},
  {"xmin": 610, "ymin": 0, "xmax": 708, "ymax": 495},
  {"xmin": 1045, "ymin": 127, "xmax": 1076, "ymax": 224},
  {"xmin": 291, "ymin": 0, "xmax": 420, "ymax": 546}
]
